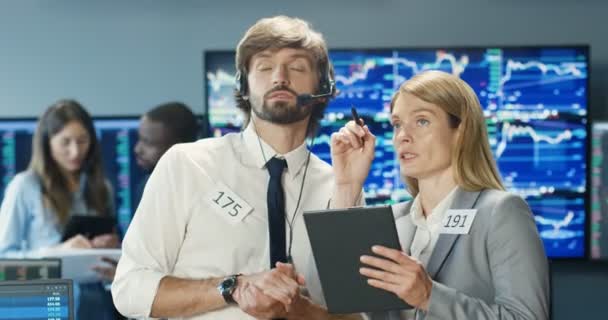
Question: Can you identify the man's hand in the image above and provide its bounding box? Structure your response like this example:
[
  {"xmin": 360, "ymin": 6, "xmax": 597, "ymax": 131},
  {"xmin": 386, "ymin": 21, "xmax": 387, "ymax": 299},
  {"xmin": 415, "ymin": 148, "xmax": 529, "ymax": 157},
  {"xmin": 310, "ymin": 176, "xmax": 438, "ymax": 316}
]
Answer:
[
  {"xmin": 275, "ymin": 262, "xmax": 364, "ymax": 320},
  {"xmin": 275, "ymin": 262, "xmax": 306, "ymax": 287},
  {"xmin": 235, "ymin": 282, "xmax": 289, "ymax": 318},
  {"xmin": 233, "ymin": 267, "xmax": 301, "ymax": 318}
]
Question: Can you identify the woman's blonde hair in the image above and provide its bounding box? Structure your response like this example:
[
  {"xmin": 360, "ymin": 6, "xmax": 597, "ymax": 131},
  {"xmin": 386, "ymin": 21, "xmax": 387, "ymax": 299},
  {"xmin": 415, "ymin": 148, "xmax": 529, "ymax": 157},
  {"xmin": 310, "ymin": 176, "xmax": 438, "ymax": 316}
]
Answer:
[{"xmin": 390, "ymin": 70, "xmax": 504, "ymax": 196}]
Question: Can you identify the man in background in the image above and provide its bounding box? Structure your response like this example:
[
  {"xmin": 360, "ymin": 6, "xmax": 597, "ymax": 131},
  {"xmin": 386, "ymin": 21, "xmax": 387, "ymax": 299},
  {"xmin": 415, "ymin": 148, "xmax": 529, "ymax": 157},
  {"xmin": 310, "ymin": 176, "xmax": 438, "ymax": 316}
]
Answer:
[
  {"xmin": 96, "ymin": 101, "xmax": 200, "ymax": 281},
  {"xmin": 133, "ymin": 101, "xmax": 200, "ymax": 207}
]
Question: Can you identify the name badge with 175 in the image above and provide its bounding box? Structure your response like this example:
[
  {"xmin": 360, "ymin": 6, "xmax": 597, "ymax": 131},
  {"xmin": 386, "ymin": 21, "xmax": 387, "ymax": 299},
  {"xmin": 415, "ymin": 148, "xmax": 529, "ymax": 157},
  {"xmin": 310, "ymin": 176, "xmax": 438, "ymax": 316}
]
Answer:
[
  {"xmin": 439, "ymin": 209, "xmax": 477, "ymax": 235},
  {"xmin": 205, "ymin": 183, "xmax": 253, "ymax": 224}
]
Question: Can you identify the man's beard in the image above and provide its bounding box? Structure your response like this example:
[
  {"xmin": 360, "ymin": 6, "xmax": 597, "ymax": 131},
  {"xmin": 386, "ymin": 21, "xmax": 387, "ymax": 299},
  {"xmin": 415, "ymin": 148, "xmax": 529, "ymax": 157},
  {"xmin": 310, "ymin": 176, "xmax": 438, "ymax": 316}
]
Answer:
[
  {"xmin": 251, "ymin": 86, "xmax": 312, "ymax": 124},
  {"xmin": 252, "ymin": 100, "xmax": 311, "ymax": 124}
]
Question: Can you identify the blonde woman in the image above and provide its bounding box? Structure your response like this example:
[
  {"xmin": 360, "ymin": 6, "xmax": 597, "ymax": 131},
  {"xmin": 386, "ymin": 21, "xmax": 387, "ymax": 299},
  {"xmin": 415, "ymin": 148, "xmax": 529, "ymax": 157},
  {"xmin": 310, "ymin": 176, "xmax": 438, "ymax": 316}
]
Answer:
[{"xmin": 330, "ymin": 70, "xmax": 549, "ymax": 319}]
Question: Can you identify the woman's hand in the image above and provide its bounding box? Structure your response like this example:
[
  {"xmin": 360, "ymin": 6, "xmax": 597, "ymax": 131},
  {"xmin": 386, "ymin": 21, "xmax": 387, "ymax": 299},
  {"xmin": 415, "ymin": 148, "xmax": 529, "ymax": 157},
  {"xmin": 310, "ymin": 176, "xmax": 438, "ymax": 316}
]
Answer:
[
  {"xmin": 59, "ymin": 234, "xmax": 93, "ymax": 249},
  {"xmin": 330, "ymin": 120, "xmax": 376, "ymax": 207},
  {"xmin": 330, "ymin": 120, "xmax": 376, "ymax": 186},
  {"xmin": 360, "ymin": 245, "xmax": 433, "ymax": 311},
  {"xmin": 91, "ymin": 233, "xmax": 120, "ymax": 248},
  {"xmin": 92, "ymin": 257, "xmax": 118, "ymax": 282}
]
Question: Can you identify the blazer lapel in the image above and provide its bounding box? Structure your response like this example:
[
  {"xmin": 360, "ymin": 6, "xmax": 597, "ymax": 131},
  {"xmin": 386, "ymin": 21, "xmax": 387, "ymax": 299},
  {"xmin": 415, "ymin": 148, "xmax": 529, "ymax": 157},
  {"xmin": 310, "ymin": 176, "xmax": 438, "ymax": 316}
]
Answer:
[{"xmin": 426, "ymin": 188, "xmax": 482, "ymax": 279}]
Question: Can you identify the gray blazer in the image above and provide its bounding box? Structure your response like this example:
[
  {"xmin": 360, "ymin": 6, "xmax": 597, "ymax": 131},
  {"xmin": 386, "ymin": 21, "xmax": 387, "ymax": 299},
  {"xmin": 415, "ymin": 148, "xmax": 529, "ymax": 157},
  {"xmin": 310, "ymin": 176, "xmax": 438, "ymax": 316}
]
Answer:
[{"xmin": 368, "ymin": 187, "xmax": 549, "ymax": 320}]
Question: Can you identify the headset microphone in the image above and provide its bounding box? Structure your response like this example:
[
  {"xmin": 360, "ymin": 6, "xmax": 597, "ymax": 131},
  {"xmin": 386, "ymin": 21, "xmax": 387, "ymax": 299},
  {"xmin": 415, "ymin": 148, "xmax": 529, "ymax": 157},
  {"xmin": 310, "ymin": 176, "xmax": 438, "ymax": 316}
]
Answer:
[{"xmin": 296, "ymin": 91, "xmax": 334, "ymax": 107}]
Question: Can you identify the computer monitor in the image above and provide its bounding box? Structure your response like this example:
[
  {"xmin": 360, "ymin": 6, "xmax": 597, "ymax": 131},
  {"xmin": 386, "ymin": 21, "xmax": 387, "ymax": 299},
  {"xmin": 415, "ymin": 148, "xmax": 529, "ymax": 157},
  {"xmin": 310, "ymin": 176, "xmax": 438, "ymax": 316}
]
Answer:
[
  {"xmin": 0, "ymin": 259, "xmax": 61, "ymax": 281},
  {"xmin": 205, "ymin": 51, "xmax": 242, "ymax": 137},
  {"xmin": 93, "ymin": 117, "xmax": 147, "ymax": 236},
  {"xmin": 591, "ymin": 122, "xmax": 608, "ymax": 260},
  {"xmin": 0, "ymin": 117, "xmax": 146, "ymax": 237},
  {"xmin": 0, "ymin": 118, "xmax": 37, "ymax": 202},
  {"xmin": 205, "ymin": 46, "xmax": 589, "ymax": 258},
  {"xmin": 0, "ymin": 279, "xmax": 73, "ymax": 320}
]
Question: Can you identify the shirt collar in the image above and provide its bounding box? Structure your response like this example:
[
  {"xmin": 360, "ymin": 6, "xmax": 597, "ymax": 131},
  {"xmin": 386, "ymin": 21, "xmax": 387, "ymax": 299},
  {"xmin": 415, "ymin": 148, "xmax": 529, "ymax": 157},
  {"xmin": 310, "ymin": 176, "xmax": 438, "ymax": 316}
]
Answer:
[
  {"xmin": 241, "ymin": 122, "xmax": 310, "ymax": 178},
  {"xmin": 410, "ymin": 186, "xmax": 459, "ymax": 229}
]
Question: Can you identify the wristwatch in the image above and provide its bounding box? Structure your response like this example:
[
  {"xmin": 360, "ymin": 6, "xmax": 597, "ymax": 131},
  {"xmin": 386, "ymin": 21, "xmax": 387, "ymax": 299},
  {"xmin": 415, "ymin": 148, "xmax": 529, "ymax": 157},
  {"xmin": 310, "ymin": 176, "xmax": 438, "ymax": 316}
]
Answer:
[{"xmin": 217, "ymin": 274, "xmax": 240, "ymax": 304}]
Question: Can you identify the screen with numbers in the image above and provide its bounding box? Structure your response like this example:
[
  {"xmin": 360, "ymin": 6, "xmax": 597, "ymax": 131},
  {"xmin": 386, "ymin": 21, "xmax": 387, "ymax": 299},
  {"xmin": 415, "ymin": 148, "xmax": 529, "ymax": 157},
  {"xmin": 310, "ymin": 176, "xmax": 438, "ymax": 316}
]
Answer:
[{"xmin": 0, "ymin": 279, "xmax": 73, "ymax": 320}]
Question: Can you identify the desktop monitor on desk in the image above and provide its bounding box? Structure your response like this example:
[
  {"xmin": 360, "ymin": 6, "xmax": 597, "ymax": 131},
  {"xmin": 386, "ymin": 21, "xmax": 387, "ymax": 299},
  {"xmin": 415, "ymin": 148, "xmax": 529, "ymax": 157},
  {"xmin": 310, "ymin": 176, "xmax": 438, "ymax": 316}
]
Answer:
[
  {"xmin": 0, "ymin": 279, "xmax": 74, "ymax": 320},
  {"xmin": 0, "ymin": 259, "xmax": 61, "ymax": 281}
]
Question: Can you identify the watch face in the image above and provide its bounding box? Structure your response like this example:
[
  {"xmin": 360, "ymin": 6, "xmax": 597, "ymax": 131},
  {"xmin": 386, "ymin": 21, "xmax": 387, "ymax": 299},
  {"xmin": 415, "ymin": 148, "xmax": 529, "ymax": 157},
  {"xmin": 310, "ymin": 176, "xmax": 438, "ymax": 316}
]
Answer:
[
  {"xmin": 218, "ymin": 275, "xmax": 238, "ymax": 304},
  {"xmin": 221, "ymin": 277, "xmax": 236, "ymax": 290}
]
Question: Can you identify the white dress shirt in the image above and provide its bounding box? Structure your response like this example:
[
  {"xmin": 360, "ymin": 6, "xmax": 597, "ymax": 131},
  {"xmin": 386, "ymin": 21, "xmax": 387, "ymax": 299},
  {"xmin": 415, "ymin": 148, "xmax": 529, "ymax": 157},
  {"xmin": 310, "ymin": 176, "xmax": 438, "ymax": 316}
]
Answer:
[
  {"xmin": 112, "ymin": 123, "xmax": 339, "ymax": 319},
  {"xmin": 408, "ymin": 187, "xmax": 458, "ymax": 266},
  {"xmin": 400, "ymin": 187, "xmax": 457, "ymax": 320}
]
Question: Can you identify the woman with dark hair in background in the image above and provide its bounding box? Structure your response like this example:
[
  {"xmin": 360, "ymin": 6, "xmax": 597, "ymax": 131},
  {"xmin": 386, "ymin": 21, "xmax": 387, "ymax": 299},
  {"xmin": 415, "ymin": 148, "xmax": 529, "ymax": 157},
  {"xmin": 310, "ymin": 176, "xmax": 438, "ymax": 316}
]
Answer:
[{"xmin": 0, "ymin": 99, "xmax": 119, "ymax": 319}]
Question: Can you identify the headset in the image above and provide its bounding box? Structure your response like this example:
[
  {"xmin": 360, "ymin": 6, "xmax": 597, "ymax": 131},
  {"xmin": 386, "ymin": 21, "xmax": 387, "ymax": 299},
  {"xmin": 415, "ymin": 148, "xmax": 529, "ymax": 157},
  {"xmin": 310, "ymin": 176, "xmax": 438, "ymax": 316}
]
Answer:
[{"xmin": 235, "ymin": 60, "xmax": 336, "ymax": 107}]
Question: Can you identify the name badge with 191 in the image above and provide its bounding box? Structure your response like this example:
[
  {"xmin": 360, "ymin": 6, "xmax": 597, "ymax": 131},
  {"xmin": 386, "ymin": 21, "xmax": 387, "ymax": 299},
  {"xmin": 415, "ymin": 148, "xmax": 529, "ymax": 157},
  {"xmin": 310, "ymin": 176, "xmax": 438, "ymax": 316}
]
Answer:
[
  {"xmin": 439, "ymin": 209, "xmax": 477, "ymax": 235},
  {"xmin": 205, "ymin": 182, "xmax": 253, "ymax": 224}
]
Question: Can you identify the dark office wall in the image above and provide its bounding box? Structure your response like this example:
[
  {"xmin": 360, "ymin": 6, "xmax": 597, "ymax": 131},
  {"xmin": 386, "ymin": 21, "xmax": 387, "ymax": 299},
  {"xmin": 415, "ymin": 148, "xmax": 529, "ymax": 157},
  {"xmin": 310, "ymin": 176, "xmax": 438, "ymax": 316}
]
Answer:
[
  {"xmin": 0, "ymin": 1, "xmax": 606, "ymax": 318},
  {"xmin": 551, "ymin": 261, "xmax": 608, "ymax": 319}
]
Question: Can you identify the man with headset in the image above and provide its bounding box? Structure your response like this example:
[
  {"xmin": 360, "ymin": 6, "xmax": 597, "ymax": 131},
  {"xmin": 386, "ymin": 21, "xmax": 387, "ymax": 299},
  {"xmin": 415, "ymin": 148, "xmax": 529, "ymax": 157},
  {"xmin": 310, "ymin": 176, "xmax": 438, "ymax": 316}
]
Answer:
[{"xmin": 111, "ymin": 16, "xmax": 361, "ymax": 320}]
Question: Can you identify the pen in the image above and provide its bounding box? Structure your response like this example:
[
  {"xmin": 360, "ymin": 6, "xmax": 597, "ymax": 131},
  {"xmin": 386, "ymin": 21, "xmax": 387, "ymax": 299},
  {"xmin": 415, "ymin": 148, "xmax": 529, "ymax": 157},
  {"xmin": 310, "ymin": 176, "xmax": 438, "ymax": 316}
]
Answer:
[
  {"xmin": 351, "ymin": 106, "xmax": 363, "ymax": 127},
  {"xmin": 351, "ymin": 106, "xmax": 364, "ymax": 145}
]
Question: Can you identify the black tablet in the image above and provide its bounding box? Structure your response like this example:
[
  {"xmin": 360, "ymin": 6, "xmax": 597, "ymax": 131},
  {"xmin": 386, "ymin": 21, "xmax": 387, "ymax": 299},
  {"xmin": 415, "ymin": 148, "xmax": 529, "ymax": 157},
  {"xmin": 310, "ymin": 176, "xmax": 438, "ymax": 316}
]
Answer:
[
  {"xmin": 303, "ymin": 206, "xmax": 412, "ymax": 314},
  {"xmin": 61, "ymin": 215, "xmax": 116, "ymax": 241}
]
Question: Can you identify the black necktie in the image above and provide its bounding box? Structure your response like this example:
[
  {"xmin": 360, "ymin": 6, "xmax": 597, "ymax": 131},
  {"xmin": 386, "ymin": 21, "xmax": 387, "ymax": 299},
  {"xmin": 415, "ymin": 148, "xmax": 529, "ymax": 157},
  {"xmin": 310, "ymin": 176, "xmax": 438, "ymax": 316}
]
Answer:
[{"xmin": 266, "ymin": 157, "xmax": 288, "ymax": 269}]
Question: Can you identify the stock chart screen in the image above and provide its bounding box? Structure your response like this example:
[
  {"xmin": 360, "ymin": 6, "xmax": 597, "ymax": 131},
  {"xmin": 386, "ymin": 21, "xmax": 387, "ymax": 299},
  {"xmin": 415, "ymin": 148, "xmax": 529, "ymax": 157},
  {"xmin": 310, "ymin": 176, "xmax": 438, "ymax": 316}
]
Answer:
[
  {"xmin": 0, "ymin": 119, "xmax": 37, "ymax": 202},
  {"xmin": 205, "ymin": 46, "xmax": 589, "ymax": 258}
]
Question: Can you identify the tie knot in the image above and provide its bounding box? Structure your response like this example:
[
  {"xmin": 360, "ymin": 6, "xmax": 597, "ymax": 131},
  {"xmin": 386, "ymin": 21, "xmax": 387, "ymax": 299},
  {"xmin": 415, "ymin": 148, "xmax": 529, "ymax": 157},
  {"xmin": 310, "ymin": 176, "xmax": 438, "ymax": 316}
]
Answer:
[{"xmin": 266, "ymin": 157, "xmax": 287, "ymax": 178}]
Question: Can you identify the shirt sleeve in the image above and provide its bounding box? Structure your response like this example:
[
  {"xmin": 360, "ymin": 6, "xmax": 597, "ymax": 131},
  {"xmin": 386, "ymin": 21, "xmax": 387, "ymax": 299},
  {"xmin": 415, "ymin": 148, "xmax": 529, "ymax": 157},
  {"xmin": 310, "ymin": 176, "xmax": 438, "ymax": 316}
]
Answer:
[
  {"xmin": 328, "ymin": 187, "xmax": 366, "ymax": 209},
  {"xmin": 111, "ymin": 146, "xmax": 197, "ymax": 318},
  {"xmin": 0, "ymin": 174, "xmax": 32, "ymax": 257}
]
